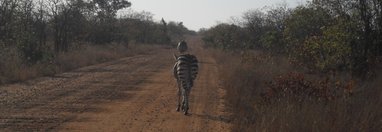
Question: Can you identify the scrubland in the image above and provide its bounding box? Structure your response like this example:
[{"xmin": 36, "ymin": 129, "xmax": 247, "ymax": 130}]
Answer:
[
  {"xmin": 212, "ymin": 50, "xmax": 382, "ymax": 131},
  {"xmin": 0, "ymin": 43, "xmax": 159, "ymax": 84}
]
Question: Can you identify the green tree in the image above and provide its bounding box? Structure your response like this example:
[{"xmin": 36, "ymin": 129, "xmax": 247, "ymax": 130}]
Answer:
[
  {"xmin": 283, "ymin": 6, "xmax": 332, "ymax": 58},
  {"xmin": 242, "ymin": 9, "xmax": 266, "ymax": 49},
  {"xmin": 202, "ymin": 23, "xmax": 248, "ymax": 50},
  {"xmin": 90, "ymin": 0, "xmax": 131, "ymax": 44},
  {"xmin": 260, "ymin": 4, "xmax": 291, "ymax": 53},
  {"xmin": 302, "ymin": 18, "xmax": 353, "ymax": 71}
]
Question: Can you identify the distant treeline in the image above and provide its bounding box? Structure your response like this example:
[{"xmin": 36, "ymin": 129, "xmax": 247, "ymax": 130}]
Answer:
[
  {"xmin": 201, "ymin": 0, "xmax": 382, "ymax": 77},
  {"xmin": 0, "ymin": 0, "xmax": 194, "ymax": 63}
]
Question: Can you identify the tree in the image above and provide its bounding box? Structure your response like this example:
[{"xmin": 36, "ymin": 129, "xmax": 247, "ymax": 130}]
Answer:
[
  {"xmin": 260, "ymin": 4, "xmax": 291, "ymax": 53},
  {"xmin": 202, "ymin": 23, "xmax": 248, "ymax": 50},
  {"xmin": 90, "ymin": 0, "xmax": 131, "ymax": 44},
  {"xmin": 0, "ymin": 0, "xmax": 19, "ymax": 43},
  {"xmin": 242, "ymin": 9, "xmax": 266, "ymax": 48},
  {"xmin": 283, "ymin": 6, "xmax": 333, "ymax": 57}
]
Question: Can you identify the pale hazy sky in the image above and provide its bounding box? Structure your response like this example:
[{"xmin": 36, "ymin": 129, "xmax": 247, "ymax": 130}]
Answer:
[{"xmin": 123, "ymin": 0, "xmax": 307, "ymax": 31}]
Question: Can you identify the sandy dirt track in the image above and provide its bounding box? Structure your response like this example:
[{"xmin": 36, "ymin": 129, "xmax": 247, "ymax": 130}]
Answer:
[{"xmin": 0, "ymin": 36, "xmax": 231, "ymax": 131}]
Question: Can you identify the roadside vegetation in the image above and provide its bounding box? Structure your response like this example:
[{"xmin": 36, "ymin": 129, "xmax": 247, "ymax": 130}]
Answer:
[
  {"xmin": 0, "ymin": 0, "xmax": 194, "ymax": 84},
  {"xmin": 202, "ymin": 1, "xmax": 382, "ymax": 131}
]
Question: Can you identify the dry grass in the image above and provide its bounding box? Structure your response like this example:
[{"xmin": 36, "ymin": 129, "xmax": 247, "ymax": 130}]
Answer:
[
  {"xmin": 0, "ymin": 43, "xmax": 158, "ymax": 84},
  {"xmin": 212, "ymin": 49, "xmax": 382, "ymax": 132}
]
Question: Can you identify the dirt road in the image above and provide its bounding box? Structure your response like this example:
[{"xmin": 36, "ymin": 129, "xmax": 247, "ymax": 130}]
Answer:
[{"xmin": 0, "ymin": 37, "xmax": 231, "ymax": 131}]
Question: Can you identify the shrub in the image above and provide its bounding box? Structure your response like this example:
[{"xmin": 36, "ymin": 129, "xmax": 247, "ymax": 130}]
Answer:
[{"xmin": 263, "ymin": 72, "xmax": 355, "ymax": 103}]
